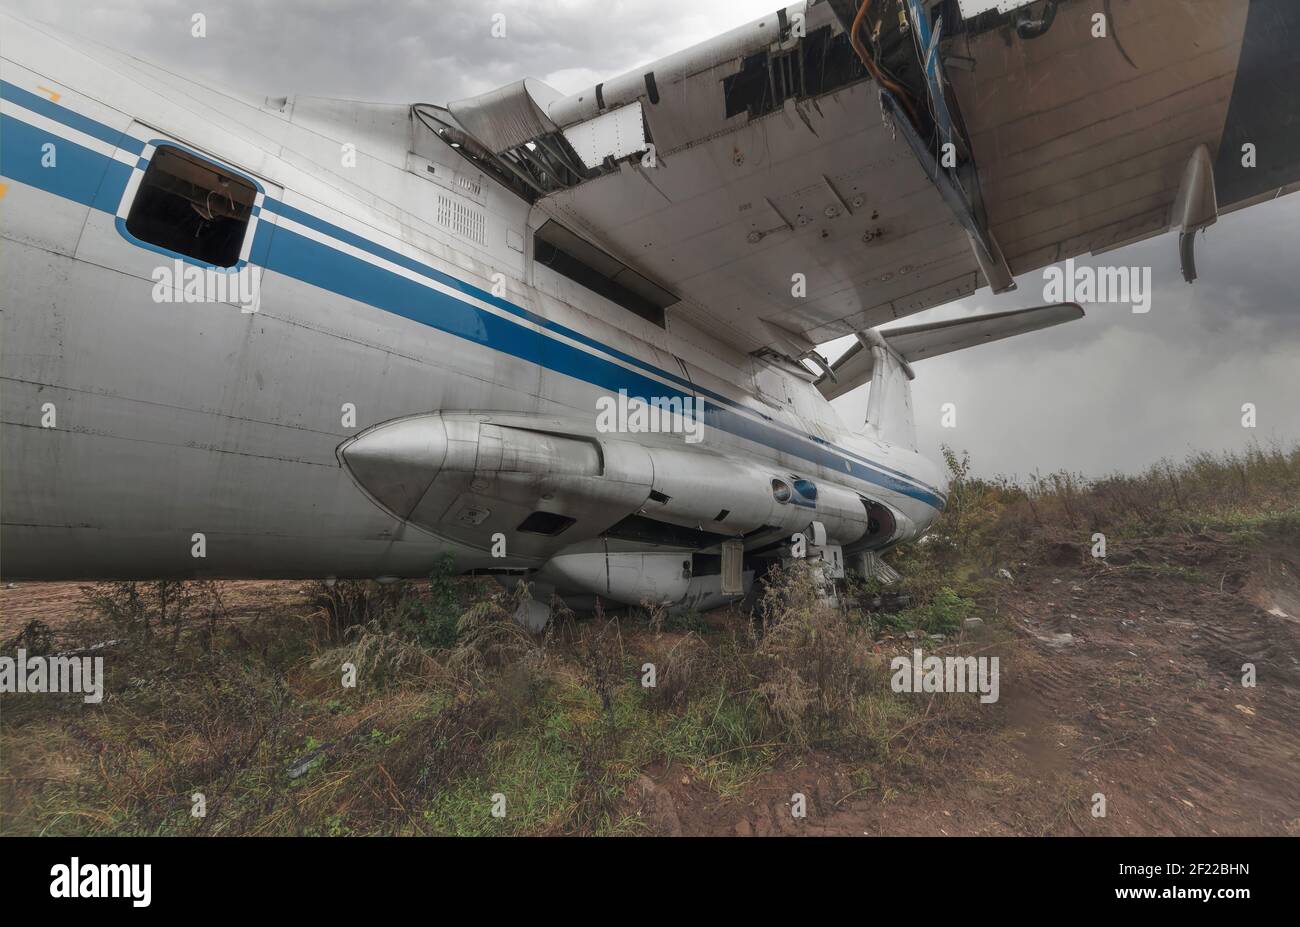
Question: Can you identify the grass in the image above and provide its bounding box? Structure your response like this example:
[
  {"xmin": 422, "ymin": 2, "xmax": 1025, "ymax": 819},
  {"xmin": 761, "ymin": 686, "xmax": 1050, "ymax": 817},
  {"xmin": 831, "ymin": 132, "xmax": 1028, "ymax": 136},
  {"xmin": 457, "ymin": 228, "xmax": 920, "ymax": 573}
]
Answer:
[
  {"xmin": 878, "ymin": 588, "xmax": 976, "ymax": 636},
  {"xmin": 939, "ymin": 441, "xmax": 1300, "ymax": 549},
  {"xmin": 2, "ymin": 439, "xmax": 1296, "ymax": 835},
  {"xmin": 881, "ymin": 440, "xmax": 1300, "ymax": 603},
  {"xmin": 0, "ymin": 566, "xmax": 968, "ymax": 835}
]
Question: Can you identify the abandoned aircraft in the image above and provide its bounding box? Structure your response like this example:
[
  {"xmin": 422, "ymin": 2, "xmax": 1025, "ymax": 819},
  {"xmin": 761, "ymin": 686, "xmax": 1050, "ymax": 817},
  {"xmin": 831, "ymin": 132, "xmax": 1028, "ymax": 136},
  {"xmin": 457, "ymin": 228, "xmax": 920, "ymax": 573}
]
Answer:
[{"xmin": 2, "ymin": 0, "xmax": 1297, "ymax": 624}]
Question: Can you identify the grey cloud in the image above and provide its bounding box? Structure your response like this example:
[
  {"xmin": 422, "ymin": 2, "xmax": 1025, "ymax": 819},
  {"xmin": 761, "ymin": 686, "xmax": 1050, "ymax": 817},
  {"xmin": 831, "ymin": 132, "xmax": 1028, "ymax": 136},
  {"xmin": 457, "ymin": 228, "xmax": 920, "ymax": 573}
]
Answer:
[
  {"xmin": 831, "ymin": 193, "xmax": 1300, "ymax": 478},
  {"xmin": 1, "ymin": 0, "xmax": 777, "ymax": 102}
]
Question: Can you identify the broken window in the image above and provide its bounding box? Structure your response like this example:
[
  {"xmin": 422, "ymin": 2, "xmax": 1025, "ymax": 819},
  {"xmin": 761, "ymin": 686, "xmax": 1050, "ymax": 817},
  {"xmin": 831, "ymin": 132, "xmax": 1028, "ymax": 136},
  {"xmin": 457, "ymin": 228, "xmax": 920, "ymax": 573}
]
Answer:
[{"xmin": 125, "ymin": 146, "xmax": 256, "ymax": 267}]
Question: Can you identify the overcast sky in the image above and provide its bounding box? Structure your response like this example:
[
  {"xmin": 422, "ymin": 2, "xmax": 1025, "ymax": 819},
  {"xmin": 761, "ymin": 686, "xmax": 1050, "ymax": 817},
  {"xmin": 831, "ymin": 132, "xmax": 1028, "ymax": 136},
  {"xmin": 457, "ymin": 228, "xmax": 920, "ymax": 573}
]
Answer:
[{"xmin": 5, "ymin": 0, "xmax": 1297, "ymax": 479}]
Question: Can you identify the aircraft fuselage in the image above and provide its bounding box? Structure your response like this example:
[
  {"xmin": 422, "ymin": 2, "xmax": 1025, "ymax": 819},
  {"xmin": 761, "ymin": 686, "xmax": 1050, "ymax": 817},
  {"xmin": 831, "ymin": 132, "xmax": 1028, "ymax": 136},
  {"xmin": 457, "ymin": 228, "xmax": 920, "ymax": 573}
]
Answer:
[{"xmin": 0, "ymin": 14, "xmax": 945, "ymax": 605}]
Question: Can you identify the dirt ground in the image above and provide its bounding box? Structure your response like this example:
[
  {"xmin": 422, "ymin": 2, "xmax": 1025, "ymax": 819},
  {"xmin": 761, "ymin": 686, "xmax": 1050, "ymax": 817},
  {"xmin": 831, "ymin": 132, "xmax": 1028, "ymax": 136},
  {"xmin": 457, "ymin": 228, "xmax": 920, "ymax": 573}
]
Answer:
[
  {"xmin": 0, "ymin": 580, "xmax": 314, "ymax": 641},
  {"xmin": 626, "ymin": 532, "xmax": 1300, "ymax": 836},
  {"xmin": 3, "ymin": 529, "xmax": 1298, "ymax": 836}
]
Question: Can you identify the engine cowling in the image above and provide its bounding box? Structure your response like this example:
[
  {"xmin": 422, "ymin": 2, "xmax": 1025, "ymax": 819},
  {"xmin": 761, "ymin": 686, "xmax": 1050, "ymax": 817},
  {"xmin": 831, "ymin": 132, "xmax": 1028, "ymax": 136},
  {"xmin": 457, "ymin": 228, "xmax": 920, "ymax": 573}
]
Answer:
[{"xmin": 339, "ymin": 412, "xmax": 875, "ymax": 562}]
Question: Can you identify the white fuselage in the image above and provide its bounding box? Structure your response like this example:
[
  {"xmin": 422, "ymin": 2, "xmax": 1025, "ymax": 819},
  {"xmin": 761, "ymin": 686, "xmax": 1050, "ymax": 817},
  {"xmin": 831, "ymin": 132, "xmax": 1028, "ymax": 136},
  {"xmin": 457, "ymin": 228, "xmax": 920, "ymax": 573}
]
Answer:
[{"xmin": 0, "ymin": 14, "xmax": 945, "ymax": 596}]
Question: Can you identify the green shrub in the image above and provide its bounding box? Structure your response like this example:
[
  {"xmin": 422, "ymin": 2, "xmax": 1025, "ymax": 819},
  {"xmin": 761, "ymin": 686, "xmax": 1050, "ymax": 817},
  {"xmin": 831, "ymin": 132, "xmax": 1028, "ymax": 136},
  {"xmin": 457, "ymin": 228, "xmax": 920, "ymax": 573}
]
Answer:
[{"xmin": 880, "ymin": 587, "xmax": 974, "ymax": 636}]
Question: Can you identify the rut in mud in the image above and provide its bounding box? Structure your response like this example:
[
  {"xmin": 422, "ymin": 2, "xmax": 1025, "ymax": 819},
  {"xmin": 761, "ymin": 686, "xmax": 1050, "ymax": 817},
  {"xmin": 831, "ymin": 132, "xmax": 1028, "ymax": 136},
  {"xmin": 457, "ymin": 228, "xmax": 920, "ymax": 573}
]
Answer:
[{"xmin": 625, "ymin": 529, "xmax": 1300, "ymax": 836}]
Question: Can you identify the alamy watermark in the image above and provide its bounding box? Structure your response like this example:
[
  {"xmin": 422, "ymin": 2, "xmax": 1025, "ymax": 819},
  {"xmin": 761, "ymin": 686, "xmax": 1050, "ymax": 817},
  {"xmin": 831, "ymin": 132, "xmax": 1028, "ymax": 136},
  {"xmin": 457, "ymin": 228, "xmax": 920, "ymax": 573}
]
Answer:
[
  {"xmin": 50, "ymin": 858, "xmax": 150, "ymax": 907},
  {"xmin": 0, "ymin": 649, "xmax": 104, "ymax": 703},
  {"xmin": 890, "ymin": 648, "xmax": 1000, "ymax": 704},
  {"xmin": 1043, "ymin": 257, "xmax": 1151, "ymax": 314},
  {"xmin": 151, "ymin": 259, "xmax": 260, "ymax": 312},
  {"xmin": 595, "ymin": 389, "xmax": 704, "ymax": 444}
]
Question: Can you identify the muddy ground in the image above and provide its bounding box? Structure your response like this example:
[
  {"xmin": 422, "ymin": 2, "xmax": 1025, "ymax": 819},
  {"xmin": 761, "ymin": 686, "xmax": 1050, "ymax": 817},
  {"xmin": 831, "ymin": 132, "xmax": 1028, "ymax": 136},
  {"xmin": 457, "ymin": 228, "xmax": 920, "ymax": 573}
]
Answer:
[
  {"xmin": 625, "ymin": 531, "xmax": 1300, "ymax": 836},
  {"xmin": 3, "ymin": 529, "xmax": 1298, "ymax": 836}
]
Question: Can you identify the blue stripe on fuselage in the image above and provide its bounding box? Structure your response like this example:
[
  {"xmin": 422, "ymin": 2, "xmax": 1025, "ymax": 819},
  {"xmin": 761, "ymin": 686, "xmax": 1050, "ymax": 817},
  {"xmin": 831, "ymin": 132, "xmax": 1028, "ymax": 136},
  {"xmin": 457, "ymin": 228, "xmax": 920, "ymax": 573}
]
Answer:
[
  {"xmin": 270, "ymin": 198, "xmax": 942, "ymax": 500},
  {"xmin": 1, "ymin": 80, "xmax": 144, "ymax": 155},
  {"xmin": 0, "ymin": 93, "xmax": 946, "ymax": 509},
  {"xmin": 0, "ymin": 113, "xmax": 131, "ymax": 210},
  {"xmin": 265, "ymin": 227, "xmax": 942, "ymax": 505},
  {"xmin": 271, "ymin": 198, "xmax": 711, "ymax": 399}
]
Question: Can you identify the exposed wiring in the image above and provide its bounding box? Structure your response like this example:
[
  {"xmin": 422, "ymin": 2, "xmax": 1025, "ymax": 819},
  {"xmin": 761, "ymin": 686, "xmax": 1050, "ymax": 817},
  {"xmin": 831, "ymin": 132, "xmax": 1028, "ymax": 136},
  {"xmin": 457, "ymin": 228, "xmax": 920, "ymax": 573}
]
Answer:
[
  {"xmin": 849, "ymin": 0, "xmax": 922, "ymax": 128},
  {"xmin": 897, "ymin": 0, "xmax": 971, "ymax": 158},
  {"xmin": 192, "ymin": 191, "xmax": 215, "ymax": 221},
  {"xmin": 189, "ymin": 185, "xmax": 236, "ymax": 225}
]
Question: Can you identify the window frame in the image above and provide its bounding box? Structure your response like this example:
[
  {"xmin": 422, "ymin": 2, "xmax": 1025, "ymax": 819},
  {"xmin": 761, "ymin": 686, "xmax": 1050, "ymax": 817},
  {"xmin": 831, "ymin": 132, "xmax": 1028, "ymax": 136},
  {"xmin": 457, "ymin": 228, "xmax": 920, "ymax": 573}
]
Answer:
[{"xmin": 115, "ymin": 138, "xmax": 268, "ymax": 272}]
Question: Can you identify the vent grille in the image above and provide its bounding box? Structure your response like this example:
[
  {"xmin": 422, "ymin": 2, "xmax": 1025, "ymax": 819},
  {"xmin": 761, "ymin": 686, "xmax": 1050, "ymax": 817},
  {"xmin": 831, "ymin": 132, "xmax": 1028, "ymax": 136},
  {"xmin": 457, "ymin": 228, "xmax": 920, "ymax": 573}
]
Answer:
[{"xmin": 436, "ymin": 195, "xmax": 486, "ymax": 244}]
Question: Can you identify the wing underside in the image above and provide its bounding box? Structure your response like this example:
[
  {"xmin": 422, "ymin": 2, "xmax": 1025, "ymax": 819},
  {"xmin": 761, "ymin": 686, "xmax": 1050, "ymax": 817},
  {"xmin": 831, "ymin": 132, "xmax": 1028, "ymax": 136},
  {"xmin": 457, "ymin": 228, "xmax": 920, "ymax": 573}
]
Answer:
[{"xmin": 431, "ymin": 0, "xmax": 1300, "ymax": 359}]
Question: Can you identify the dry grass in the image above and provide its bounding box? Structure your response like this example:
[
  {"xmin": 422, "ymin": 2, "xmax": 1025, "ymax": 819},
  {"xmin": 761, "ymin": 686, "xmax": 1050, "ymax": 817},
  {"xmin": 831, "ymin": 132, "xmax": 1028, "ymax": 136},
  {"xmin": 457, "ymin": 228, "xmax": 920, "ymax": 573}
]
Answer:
[{"xmin": 3, "ymin": 440, "xmax": 1294, "ymax": 835}]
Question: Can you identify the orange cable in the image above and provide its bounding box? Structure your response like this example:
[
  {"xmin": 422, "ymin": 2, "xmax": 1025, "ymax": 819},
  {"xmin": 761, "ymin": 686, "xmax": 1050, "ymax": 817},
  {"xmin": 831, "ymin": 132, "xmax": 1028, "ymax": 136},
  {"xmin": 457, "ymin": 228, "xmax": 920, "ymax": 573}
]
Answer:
[{"xmin": 849, "ymin": 0, "xmax": 921, "ymax": 127}]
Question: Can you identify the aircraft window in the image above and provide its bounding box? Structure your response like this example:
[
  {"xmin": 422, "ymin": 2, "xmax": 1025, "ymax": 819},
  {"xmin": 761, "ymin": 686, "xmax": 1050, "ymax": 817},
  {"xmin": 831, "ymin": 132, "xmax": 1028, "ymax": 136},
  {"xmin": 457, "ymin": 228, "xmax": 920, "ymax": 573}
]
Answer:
[
  {"xmin": 126, "ymin": 146, "xmax": 256, "ymax": 267},
  {"xmin": 792, "ymin": 478, "xmax": 818, "ymax": 502},
  {"xmin": 517, "ymin": 511, "xmax": 576, "ymax": 536}
]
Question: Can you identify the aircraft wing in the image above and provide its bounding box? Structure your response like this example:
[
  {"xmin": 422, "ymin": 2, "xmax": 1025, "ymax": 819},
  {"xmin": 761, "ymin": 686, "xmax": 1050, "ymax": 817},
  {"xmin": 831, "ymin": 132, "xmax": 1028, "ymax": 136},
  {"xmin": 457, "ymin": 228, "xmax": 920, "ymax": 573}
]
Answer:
[{"xmin": 429, "ymin": 0, "xmax": 1300, "ymax": 359}]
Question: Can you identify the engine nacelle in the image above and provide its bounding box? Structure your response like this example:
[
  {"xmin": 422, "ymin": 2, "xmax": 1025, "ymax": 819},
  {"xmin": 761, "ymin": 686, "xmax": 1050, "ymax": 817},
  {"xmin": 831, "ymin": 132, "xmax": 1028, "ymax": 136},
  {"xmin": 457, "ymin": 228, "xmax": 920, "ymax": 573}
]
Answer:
[{"xmin": 340, "ymin": 412, "xmax": 878, "ymax": 562}]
